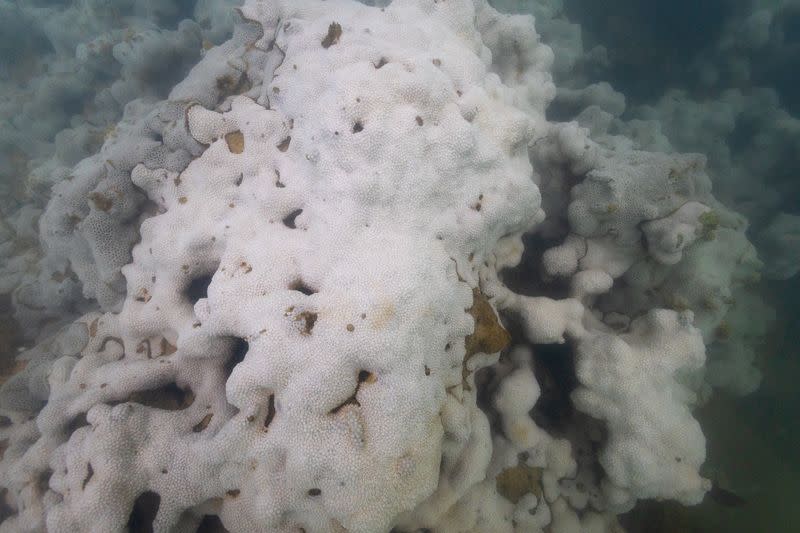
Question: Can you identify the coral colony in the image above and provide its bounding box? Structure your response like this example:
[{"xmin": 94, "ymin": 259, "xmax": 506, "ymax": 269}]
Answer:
[{"xmin": 0, "ymin": 1, "xmax": 796, "ymax": 532}]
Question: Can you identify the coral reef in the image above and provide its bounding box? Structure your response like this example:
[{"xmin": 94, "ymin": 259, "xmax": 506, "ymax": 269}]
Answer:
[{"xmin": 0, "ymin": 0, "xmax": 791, "ymax": 532}]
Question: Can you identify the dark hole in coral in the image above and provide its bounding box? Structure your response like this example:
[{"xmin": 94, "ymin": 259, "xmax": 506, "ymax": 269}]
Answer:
[
  {"xmin": 500, "ymin": 232, "xmax": 572, "ymax": 300},
  {"xmin": 196, "ymin": 514, "xmax": 229, "ymax": 533},
  {"xmin": 0, "ymin": 488, "xmax": 13, "ymax": 523},
  {"xmin": 224, "ymin": 338, "xmax": 249, "ymax": 379},
  {"xmin": 192, "ymin": 413, "xmax": 213, "ymax": 433},
  {"xmin": 288, "ymin": 279, "xmax": 316, "ymax": 295},
  {"xmin": 82, "ymin": 463, "xmax": 94, "ymax": 490},
  {"xmin": 66, "ymin": 413, "xmax": 89, "ymax": 435},
  {"xmin": 141, "ymin": 199, "xmax": 162, "ymax": 219},
  {"xmin": 474, "ymin": 297, "xmax": 577, "ymax": 435},
  {"xmin": 352, "ymin": 121, "xmax": 364, "ymax": 133},
  {"xmin": 282, "ymin": 209, "xmax": 303, "ymax": 229},
  {"xmin": 529, "ymin": 342, "xmax": 578, "ymax": 431},
  {"xmin": 37, "ymin": 468, "xmax": 52, "ymax": 494},
  {"xmin": 374, "ymin": 57, "xmax": 388, "ymax": 68},
  {"xmin": 216, "ymin": 75, "xmax": 235, "ymax": 92},
  {"xmin": 295, "ymin": 311, "xmax": 318, "ymax": 335},
  {"xmin": 127, "ymin": 491, "xmax": 161, "ymax": 533},
  {"xmin": 0, "ymin": 416, "xmax": 10, "ymax": 428},
  {"xmin": 329, "ymin": 370, "xmax": 373, "ymax": 414},
  {"xmin": 277, "ymin": 136, "xmax": 291, "ymax": 152},
  {"xmin": 215, "ymin": 72, "xmax": 251, "ymax": 101},
  {"xmin": 0, "ymin": 296, "xmax": 23, "ymax": 377},
  {"xmin": 108, "ymin": 383, "xmax": 195, "ymax": 411},
  {"xmin": 264, "ymin": 394, "xmax": 276, "ymax": 430},
  {"xmin": 186, "ymin": 273, "xmax": 214, "ymax": 304},
  {"xmin": 546, "ymin": 96, "xmax": 589, "ymax": 123},
  {"xmin": 153, "ymin": 132, "xmax": 163, "ymax": 144},
  {"xmin": 307, "ymin": 488, "xmax": 322, "ymax": 496}
]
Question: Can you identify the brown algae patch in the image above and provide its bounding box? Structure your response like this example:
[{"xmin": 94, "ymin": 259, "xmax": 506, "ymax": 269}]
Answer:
[
  {"xmin": 225, "ymin": 131, "xmax": 245, "ymax": 154},
  {"xmin": 321, "ymin": 22, "xmax": 343, "ymax": 48},
  {"xmin": 496, "ymin": 464, "xmax": 543, "ymax": 504},
  {"xmin": 465, "ymin": 289, "xmax": 511, "ymax": 357}
]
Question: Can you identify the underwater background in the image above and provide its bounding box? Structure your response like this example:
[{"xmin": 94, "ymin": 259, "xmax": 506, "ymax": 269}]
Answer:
[{"xmin": 1, "ymin": 1, "xmax": 798, "ymax": 532}]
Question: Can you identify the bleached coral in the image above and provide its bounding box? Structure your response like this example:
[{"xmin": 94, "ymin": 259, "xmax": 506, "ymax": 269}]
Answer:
[
  {"xmin": 3, "ymin": 0, "xmax": 548, "ymax": 530},
  {"xmin": 572, "ymin": 310, "xmax": 708, "ymax": 508},
  {"xmin": 0, "ymin": 0, "xmax": 244, "ymax": 218},
  {"xmin": 0, "ymin": 0, "xmax": 782, "ymax": 532}
]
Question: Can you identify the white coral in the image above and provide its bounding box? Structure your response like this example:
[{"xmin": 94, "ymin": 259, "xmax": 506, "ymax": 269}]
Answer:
[{"xmin": 0, "ymin": 1, "xmax": 777, "ymax": 532}]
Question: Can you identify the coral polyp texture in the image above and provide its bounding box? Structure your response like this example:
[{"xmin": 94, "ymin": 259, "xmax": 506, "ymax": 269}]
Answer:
[{"xmin": 0, "ymin": 1, "xmax": 778, "ymax": 532}]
